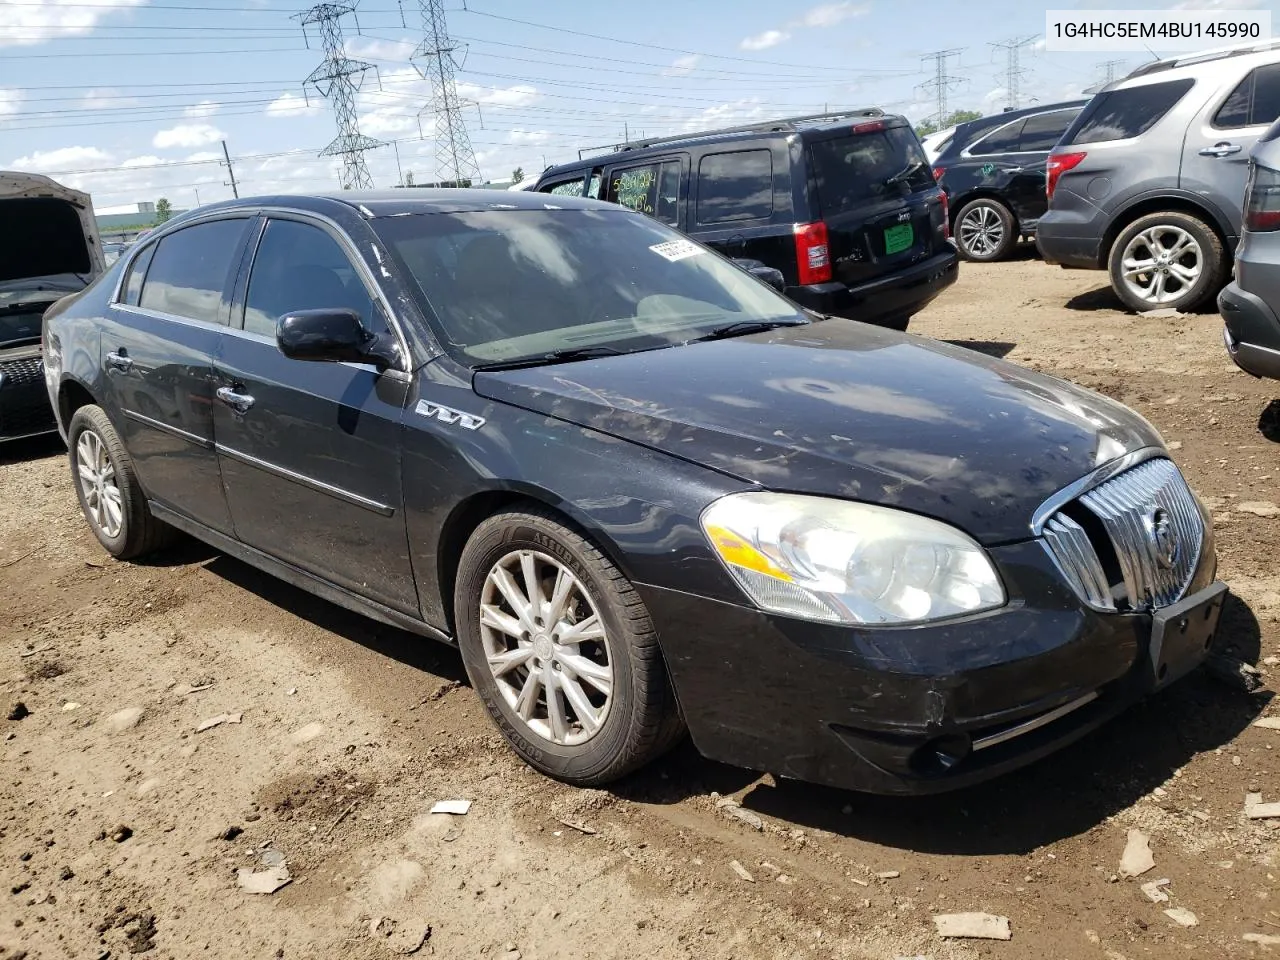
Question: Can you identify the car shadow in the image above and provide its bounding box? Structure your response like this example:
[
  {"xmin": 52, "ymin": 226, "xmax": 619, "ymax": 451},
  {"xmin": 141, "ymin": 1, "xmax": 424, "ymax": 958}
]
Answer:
[
  {"xmin": 0, "ymin": 433, "xmax": 63, "ymax": 464},
  {"xmin": 944, "ymin": 340, "xmax": 1017, "ymax": 359},
  {"xmin": 621, "ymin": 593, "xmax": 1266, "ymax": 856},
  {"xmin": 1065, "ymin": 285, "xmax": 1127, "ymax": 312},
  {"xmin": 1257, "ymin": 399, "xmax": 1280, "ymax": 443}
]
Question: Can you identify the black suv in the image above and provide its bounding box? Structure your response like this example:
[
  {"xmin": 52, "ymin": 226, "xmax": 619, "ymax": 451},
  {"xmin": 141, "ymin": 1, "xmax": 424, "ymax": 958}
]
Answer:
[
  {"xmin": 932, "ymin": 100, "xmax": 1087, "ymax": 262},
  {"xmin": 532, "ymin": 110, "xmax": 958, "ymax": 331}
]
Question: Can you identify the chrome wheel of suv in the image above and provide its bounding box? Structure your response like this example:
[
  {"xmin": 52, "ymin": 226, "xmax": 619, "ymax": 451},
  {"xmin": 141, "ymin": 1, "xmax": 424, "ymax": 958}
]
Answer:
[
  {"xmin": 1119, "ymin": 226, "xmax": 1202, "ymax": 306},
  {"xmin": 479, "ymin": 549, "xmax": 614, "ymax": 747}
]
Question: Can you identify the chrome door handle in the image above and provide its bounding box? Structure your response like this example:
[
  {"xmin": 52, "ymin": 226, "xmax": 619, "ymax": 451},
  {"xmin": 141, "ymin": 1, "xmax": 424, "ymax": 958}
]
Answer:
[
  {"xmin": 216, "ymin": 386, "xmax": 255, "ymax": 415},
  {"xmin": 105, "ymin": 350, "xmax": 133, "ymax": 372},
  {"xmin": 1199, "ymin": 142, "xmax": 1243, "ymax": 158}
]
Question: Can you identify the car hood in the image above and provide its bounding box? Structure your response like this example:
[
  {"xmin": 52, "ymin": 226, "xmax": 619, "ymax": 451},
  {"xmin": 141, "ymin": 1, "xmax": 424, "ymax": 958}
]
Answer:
[
  {"xmin": 473, "ymin": 320, "xmax": 1163, "ymax": 545},
  {"xmin": 0, "ymin": 171, "xmax": 104, "ymax": 285}
]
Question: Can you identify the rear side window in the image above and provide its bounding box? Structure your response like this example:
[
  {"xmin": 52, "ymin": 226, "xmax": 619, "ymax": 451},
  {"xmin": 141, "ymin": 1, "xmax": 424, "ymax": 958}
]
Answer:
[
  {"xmin": 121, "ymin": 243, "xmax": 155, "ymax": 306},
  {"xmin": 1016, "ymin": 109, "xmax": 1081, "ymax": 151},
  {"xmin": 606, "ymin": 160, "xmax": 680, "ymax": 226},
  {"xmin": 970, "ymin": 119, "xmax": 1025, "ymax": 155},
  {"xmin": 809, "ymin": 125, "xmax": 932, "ymax": 215},
  {"xmin": 1215, "ymin": 64, "xmax": 1280, "ymax": 129},
  {"xmin": 539, "ymin": 177, "xmax": 585, "ymax": 197},
  {"xmin": 1063, "ymin": 79, "xmax": 1195, "ymax": 145},
  {"xmin": 138, "ymin": 219, "xmax": 247, "ymax": 325},
  {"xmin": 696, "ymin": 149, "xmax": 773, "ymax": 224}
]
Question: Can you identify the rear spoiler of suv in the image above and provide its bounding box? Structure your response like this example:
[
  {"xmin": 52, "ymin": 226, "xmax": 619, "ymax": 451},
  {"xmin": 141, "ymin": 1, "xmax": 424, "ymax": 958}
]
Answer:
[
  {"xmin": 1124, "ymin": 38, "xmax": 1280, "ymax": 81},
  {"xmin": 576, "ymin": 108, "xmax": 887, "ymax": 160}
]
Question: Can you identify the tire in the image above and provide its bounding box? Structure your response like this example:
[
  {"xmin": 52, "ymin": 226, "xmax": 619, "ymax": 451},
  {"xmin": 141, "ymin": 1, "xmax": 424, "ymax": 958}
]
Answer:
[
  {"xmin": 1108, "ymin": 211, "xmax": 1225, "ymax": 313},
  {"xmin": 453, "ymin": 508, "xmax": 684, "ymax": 786},
  {"xmin": 954, "ymin": 198, "xmax": 1018, "ymax": 262},
  {"xmin": 67, "ymin": 404, "xmax": 176, "ymax": 560}
]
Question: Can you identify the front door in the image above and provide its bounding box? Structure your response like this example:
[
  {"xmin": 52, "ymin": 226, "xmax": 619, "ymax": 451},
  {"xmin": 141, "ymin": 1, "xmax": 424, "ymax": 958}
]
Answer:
[
  {"xmin": 103, "ymin": 217, "xmax": 253, "ymax": 534},
  {"xmin": 212, "ymin": 215, "xmax": 418, "ymax": 614},
  {"xmin": 1182, "ymin": 62, "xmax": 1280, "ymax": 236}
]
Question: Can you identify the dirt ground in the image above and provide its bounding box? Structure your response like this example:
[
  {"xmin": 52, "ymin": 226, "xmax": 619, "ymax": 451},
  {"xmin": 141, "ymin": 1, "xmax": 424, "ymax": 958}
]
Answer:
[{"xmin": 6, "ymin": 250, "xmax": 1280, "ymax": 960}]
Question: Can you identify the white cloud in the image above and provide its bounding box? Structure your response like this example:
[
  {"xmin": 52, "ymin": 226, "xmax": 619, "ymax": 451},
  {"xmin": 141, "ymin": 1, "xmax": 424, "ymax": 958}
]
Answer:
[
  {"xmin": 662, "ymin": 54, "xmax": 701, "ymax": 77},
  {"xmin": 1173, "ymin": 0, "xmax": 1263, "ymax": 8},
  {"xmin": 183, "ymin": 100, "xmax": 219, "ymax": 119},
  {"xmin": 153, "ymin": 123, "xmax": 225, "ymax": 149},
  {"xmin": 508, "ymin": 129, "xmax": 552, "ymax": 144},
  {"xmin": 680, "ymin": 98, "xmax": 768, "ymax": 132},
  {"xmin": 79, "ymin": 88, "xmax": 137, "ymax": 111},
  {"xmin": 0, "ymin": 0, "xmax": 147, "ymax": 49},
  {"xmin": 10, "ymin": 146, "xmax": 112, "ymax": 172},
  {"xmin": 0, "ymin": 88, "xmax": 21, "ymax": 119},
  {"xmin": 345, "ymin": 36, "xmax": 416, "ymax": 61},
  {"xmin": 184, "ymin": 150, "xmax": 222, "ymax": 163},
  {"xmin": 740, "ymin": 29, "xmax": 789, "ymax": 51},
  {"xmin": 265, "ymin": 92, "xmax": 320, "ymax": 118},
  {"xmin": 464, "ymin": 81, "xmax": 538, "ymax": 108},
  {"xmin": 121, "ymin": 155, "xmax": 165, "ymax": 169},
  {"xmin": 796, "ymin": 2, "xmax": 870, "ymax": 27}
]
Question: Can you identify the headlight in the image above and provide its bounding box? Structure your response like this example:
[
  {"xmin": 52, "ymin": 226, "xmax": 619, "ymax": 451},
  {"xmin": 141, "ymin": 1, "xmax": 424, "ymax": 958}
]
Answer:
[{"xmin": 700, "ymin": 492, "xmax": 1005, "ymax": 625}]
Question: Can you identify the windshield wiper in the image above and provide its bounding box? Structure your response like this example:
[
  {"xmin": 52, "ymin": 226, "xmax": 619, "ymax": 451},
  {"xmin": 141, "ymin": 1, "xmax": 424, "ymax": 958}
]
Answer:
[
  {"xmin": 472, "ymin": 345, "xmax": 627, "ymax": 371},
  {"xmin": 685, "ymin": 318, "xmax": 808, "ymax": 344},
  {"xmin": 885, "ymin": 160, "xmax": 924, "ymax": 187}
]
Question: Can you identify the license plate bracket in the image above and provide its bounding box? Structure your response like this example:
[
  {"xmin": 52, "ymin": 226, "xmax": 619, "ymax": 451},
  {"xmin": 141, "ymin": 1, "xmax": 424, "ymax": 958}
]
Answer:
[
  {"xmin": 1149, "ymin": 582, "xmax": 1228, "ymax": 689},
  {"xmin": 883, "ymin": 222, "xmax": 914, "ymax": 255}
]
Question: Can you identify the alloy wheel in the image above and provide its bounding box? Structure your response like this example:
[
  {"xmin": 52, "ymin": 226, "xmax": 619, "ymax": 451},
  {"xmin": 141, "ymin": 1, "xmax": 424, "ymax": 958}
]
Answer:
[
  {"xmin": 1119, "ymin": 225, "xmax": 1203, "ymax": 306},
  {"xmin": 75, "ymin": 429, "xmax": 123, "ymax": 539},
  {"xmin": 958, "ymin": 204, "xmax": 1004, "ymax": 258},
  {"xmin": 479, "ymin": 550, "xmax": 614, "ymax": 747}
]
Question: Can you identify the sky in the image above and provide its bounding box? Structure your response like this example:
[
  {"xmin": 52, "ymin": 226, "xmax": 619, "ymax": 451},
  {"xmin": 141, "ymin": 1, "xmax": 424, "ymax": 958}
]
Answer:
[{"xmin": 0, "ymin": 0, "xmax": 1272, "ymax": 212}]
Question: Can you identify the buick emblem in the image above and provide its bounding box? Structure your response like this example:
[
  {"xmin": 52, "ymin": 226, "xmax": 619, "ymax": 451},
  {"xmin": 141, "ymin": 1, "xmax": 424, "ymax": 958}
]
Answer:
[{"xmin": 1146, "ymin": 507, "xmax": 1178, "ymax": 570}]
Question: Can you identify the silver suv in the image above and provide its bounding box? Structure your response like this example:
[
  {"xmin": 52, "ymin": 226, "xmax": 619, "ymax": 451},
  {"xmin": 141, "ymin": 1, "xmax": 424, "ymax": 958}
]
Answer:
[
  {"xmin": 1038, "ymin": 41, "xmax": 1280, "ymax": 313},
  {"xmin": 1221, "ymin": 117, "xmax": 1280, "ymax": 378}
]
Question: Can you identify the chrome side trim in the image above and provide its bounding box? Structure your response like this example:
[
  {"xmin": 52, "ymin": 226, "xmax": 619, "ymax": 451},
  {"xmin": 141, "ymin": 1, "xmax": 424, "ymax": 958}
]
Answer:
[
  {"xmin": 1030, "ymin": 446, "xmax": 1167, "ymax": 535},
  {"xmin": 214, "ymin": 443, "xmax": 395, "ymax": 517},
  {"xmin": 123, "ymin": 409, "xmax": 214, "ymax": 449},
  {"xmin": 972, "ymin": 692, "xmax": 1099, "ymax": 752}
]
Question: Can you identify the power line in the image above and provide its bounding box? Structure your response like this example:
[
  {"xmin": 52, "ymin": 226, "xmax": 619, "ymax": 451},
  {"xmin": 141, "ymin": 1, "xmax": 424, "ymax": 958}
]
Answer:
[
  {"xmin": 918, "ymin": 49, "xmax": 965, "ymax": 127},
  {"xmin": 990, "ymin": 36, "xmax": 1038, "ymax": 111},
  {"xmin": 296, "ymin": 3, "xmax": 384, "ymax": 190}
]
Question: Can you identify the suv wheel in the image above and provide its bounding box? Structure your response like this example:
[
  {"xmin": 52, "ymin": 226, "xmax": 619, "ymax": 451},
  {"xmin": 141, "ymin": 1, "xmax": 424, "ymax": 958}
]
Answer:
[
  {"xmin": 955, "ymin": 199, "xmax": 1017, "ymax": 261},
  {"xmin": 68, "ymin": 404, "xmax": 176, "ymax": 559},
  {"xmin": 454, "ymin": 509, "xmax": 684, "ymax": 786},
  {"xmin": 1108, "ymin": 212, "xmax": 1224, "ymax": 313}
]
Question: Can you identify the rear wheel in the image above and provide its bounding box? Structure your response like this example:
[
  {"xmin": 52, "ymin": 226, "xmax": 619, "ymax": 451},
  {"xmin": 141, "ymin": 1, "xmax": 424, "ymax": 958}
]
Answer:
[
  {"xmin": 454, "ymin": 509, "xmax": 684, "ymax": 786},
  {"xmin": 1107, "ymin": 211, "xmax": 1225, "ymax": 313},
  {"xmin": 68, "ymin": 404, "xmax": 175, "ymax": 559},
  {"xmin": 955, "ymin": 199, "xmax": 1018, "ymax": 262}
]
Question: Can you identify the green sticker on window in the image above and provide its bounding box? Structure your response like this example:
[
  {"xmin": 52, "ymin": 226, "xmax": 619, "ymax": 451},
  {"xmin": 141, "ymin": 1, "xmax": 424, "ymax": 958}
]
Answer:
[{"xmin": 884, "ymin": 222, "xmax": 914, "ymax": 255}]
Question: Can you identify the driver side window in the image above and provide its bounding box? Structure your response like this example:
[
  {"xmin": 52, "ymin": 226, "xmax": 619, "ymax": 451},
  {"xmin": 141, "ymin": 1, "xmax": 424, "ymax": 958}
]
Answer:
[{"xmin": 244, "ymin": 219, "xmax": 383, "ymax": 339}]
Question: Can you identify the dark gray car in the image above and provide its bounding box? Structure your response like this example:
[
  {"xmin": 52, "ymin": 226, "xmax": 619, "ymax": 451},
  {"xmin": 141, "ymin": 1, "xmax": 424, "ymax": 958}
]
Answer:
[
  {"xmin": 1038, "ymin": 41, "xmax": 1280, "ymax": 313},
  {"xmin": 1221, "ymin": 116, "xmax": 1280, "ymax": 376}
]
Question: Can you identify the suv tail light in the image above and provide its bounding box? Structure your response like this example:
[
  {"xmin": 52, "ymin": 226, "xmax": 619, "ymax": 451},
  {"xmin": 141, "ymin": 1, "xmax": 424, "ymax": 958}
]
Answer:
[
  {"xmin": 932, "ymin": 166, "xmax": 946, "ymax": 182},
  {"xmin": 1245, "ymin": 164, "xmax": 1280, "ymax": 232},
  {"xmin": 939, "ymin": 190, "xmax": 951, "ymax": 240},
  {"xmin": 794, "ymin": 221, "xmax": 832, "ymax": 285},
  {"xmin": 1046, "ymin": 151, "xmax": 1087, "ymax": 203}
]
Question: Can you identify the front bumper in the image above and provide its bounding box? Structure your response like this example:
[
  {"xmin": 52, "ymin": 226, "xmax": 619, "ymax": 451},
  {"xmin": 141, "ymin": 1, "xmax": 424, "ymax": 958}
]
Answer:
[
  {"xmin": 0, "ymin": 351, "xmax": 56, "ymax": 441},
  {"xmin": 641, "ymin": 538, "xmax": 1221, "ymax": 795},
  {"xmin": 785, "ymin": 249, "xmax": 959, "ymax": 326},
  {"xmin": 1220, "ymin": 281, "xmax": 1280, "ymax": 380}
]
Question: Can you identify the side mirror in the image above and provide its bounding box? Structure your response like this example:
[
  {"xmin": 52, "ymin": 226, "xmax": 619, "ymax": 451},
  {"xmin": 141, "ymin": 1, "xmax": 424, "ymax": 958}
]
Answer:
[
  {"xmin": 732, "ymin": 258, "xmax": 786, "ymax": 293},
  {"xmin": 276, "ymin": 309, "xmax": 399, "ymax": 369}
]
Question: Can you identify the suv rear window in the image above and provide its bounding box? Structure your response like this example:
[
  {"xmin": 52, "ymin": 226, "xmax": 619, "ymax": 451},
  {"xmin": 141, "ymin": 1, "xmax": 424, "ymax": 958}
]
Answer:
[
  {"xmin": 1063, "ymin": 79, "xmax": 1194, "ymax": 145},
  {"xmin": 808, "ymin": 126, "xmax": 932, "ymax": 216}
]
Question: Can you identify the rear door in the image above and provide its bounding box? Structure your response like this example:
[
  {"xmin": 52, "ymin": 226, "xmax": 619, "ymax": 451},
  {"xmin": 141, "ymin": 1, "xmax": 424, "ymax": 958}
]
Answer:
[
  {"xmin": 602, "ymin": 156, "xmax": 685, "ymax": 227},
  {"xmin": 1182, "ymin": 61, "xmax": 1280, "ymax": 236},
  {"xmin": 989, "ymin": 107, "xmax": 1083, "ymax": 225},
  {"xmin": 805, "ymin": 121, "xmax": 947, "ymax": 289},
  {"xmin": 102, "ymin": 217, "xmax": 252, "ymax": 535},
  {"xmin": 212, "ymin": 214, "xmax": 418, "ymax": 614},
  {"xmin": 689, "ymin": 145, "xmax": 794, "ymax": 274}
]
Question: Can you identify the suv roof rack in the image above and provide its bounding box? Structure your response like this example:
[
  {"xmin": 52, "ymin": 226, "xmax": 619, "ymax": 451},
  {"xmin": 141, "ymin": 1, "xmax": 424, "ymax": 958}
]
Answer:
[
  {"xmin": 575, "ymin": 108, "xmax": 887, "ymax": 160},
  {"xmin": 1125, "ymin": 38, "xmax": 1280, "ymax": 79}
]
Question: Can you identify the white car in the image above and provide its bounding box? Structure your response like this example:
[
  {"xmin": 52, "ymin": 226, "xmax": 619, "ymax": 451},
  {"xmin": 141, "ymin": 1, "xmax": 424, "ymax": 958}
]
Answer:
[{"xmin": 921, "ymin": 126, "xmax": 956, "ymax": 164}]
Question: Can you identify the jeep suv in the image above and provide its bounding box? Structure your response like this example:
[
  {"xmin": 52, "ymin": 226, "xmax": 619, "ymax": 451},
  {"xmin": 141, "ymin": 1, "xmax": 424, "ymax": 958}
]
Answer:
[
  {"xmin": 933, "ymin": 100, "xmax": 1087, "ymax": 261},
  {"xmin": 1037, "ymin": 41, "xmax": 1280, "ymax": 313},
  {"xmin": 532, "ymin": 110, "xmax": 958, "ymax": 331},
  {"xmin": 0, "ymin": 171, "xmax": 103, "ymax": 442}
]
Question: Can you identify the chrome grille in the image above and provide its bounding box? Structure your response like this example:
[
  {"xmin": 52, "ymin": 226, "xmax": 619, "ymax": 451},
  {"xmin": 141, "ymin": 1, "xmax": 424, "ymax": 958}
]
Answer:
[
  {"xmin": 1041, "ymin": 458, "xmax": 1204, "ymax": 612},
  {"xmin": 0, "ymin": 357, "xmax": 44, "ymax": 387}
]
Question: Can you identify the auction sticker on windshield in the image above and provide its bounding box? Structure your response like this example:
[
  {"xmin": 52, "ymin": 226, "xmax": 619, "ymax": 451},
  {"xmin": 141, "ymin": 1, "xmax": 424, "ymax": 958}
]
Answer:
[{"xmin": 650, "ymin": 239, "xmax": 705, "ymax": 262}]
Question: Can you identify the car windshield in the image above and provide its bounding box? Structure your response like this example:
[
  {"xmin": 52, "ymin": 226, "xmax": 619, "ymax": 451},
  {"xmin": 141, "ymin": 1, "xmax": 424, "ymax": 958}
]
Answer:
[{"xmin": 372, "ymin": 208, "xmax": 803, "ymax": 365}]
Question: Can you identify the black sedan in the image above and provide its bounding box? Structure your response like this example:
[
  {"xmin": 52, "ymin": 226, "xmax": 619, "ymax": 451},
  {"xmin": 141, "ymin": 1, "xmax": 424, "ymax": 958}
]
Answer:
[{"xmin": 43, "ymin": 190, "xmax": 1224, "ymax": 794}]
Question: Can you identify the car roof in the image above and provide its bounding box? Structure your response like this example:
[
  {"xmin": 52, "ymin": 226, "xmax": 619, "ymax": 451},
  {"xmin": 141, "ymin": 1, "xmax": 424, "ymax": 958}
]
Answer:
[
  {"xmin": 1114, "ymin": 39, "xmax": 1280, "ymax": 87},
  {"xmin": 941, "ymin": 99, "xmax": 1089, "ymax": 155}
]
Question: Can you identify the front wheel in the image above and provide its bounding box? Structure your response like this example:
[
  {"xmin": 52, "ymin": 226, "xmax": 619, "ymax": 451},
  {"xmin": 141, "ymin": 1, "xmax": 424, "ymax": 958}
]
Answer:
[
  {"xmin": 1107, "ymin": 212, "xmax": 1225, "ymax": 313},
  {"xmin": 453, "ymin": 509, "xmax": 684, "ymax": 786},
  {"xmin": 955, "ymin": 199, "xmax": 1018, "ymax": 262}
]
